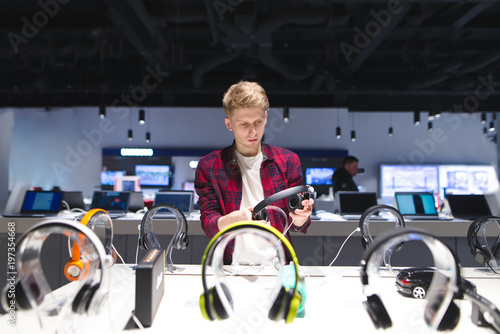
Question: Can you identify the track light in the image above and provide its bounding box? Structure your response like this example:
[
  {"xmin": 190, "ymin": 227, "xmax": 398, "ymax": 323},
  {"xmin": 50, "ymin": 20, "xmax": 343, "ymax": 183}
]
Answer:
[
  {"xmin": 414, "ymin": 111, "xmax": 420, "ymax": 125},
  {"xmin": 146, "ymin": 132, "xmax": 151, "ymax": 143},
  {"xmin": 428, "ymin": 121, "xmax": 433, "ymax": 131},
  {"xmin": 351, "ymin": 130, "xmax": 356, "ymax": 142},
  {"xmin": 489, "ymin": 121, "xmax": 495, "ymax": 131},
  {"xmin": 336, "ymin": 126, "xmax": 341, "ymax": 138},
  {"xmin": 283, "ymin": 106, "xmax": 289, "ymax": 123},
  {"xmin": 99, "ymin": 103, "xmax": 106, "ymax": 119},
  {"xmin": 139, "ymin": 109, "xmax": 145, "ymax": 124},
  {"xmin": 484, "ymin": 127, "xmax": 488, "ymax": 135},
  {"xmin": 481, "ymin": 113, "xmax": 487, "ymax": 124},
  {"xmin": 128, "ymin": 129, "xmax": 133, "ymax": 141},
  {"xmin": 388, "ymin": 126, "xmax": 393, "ymax": 136}
]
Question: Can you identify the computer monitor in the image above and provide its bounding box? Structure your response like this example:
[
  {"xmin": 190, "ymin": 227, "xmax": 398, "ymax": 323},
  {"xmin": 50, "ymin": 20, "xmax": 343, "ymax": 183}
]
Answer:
[
  {"xmin": 305, "ymin": 167, "xmax": 334, "ymax": 186},
  {"xmin": 135, "ymin": 164, "xmax": 171, "ymax": 187},
  {"xmin": 100, "ymin": 170, "xmax": 125, "ymax": 186},
  {"xmin": 438, "ymin": 164, "xmax": 499, "ymax": 196},
  {"xmin": 380, "ymin": 164, "xmax": 439, "ymax": 199}
]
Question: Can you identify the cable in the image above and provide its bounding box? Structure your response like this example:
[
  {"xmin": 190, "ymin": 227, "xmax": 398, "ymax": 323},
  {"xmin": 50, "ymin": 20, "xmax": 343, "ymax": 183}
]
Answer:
[{"xmin": 328, "ymin": 227, "xmax": 360, "ymax": 267}]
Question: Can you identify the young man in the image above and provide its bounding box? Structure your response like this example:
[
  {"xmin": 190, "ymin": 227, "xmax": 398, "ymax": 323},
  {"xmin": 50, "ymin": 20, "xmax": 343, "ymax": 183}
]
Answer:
[
  {"xmin": 332, "ymin": 156, "xmax": 359, "ymax": 194},
  {"xmin": 195, "ymin": 81, "xmax": 314, "ymax": 264}
]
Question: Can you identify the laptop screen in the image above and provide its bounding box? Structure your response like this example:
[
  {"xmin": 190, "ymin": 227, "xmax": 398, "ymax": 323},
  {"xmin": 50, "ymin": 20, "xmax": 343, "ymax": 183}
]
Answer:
[
  {"xmin": 91, "ymin": 191, "xmax": 130, "ymax": 212},
  {"xmin": 336, "ymin": 192, "xmax": 378, "ymax": 215},
  {"xmin": 395, "ymin": 192, "xmax": 438, "ymax": 216},
  {"xmin": 154, "ymin": 191, "xmax": 194, "ymax": 214},
  {"xmin": 21, "ymin": 191, "xmax": 63, "ymax": 213},
  {"xmin": 446, "ymin": 194, "xmax": 492, "ymax": 219}
]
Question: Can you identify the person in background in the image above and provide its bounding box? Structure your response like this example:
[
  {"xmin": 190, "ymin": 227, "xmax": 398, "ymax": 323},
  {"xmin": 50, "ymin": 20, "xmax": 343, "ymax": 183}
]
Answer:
[
  {"xmin": 332, "ymin": 156, "xmax": 359, "ymax": 194},
  {"xmin": 195, "ymin": 80, "xmax": 314, "ymax": 264}
]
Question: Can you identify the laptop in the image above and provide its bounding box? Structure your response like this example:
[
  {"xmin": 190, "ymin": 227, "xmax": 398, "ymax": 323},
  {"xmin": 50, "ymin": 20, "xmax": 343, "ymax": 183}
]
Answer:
[
  {"xmin": 446, "ymin": 194, "xmax": 492, "ymax": 220},
  {"xmin": 153, "ymin": 190, "xmax": 194, "ymax": 218},
  {"xmin": 62, "ymin": 191, "xmax": 86, "ymax": 210},
  {"xmin": 394, "ymin": 192, "xmax": 450, "ymax": 220},
  {"xmin": 90, "ymin": 191, "xmax": 131, "ymax": 218},
  {"xmin": 334, "ymin": 191, "xmax": 379, "ymax": 220},
  {"xmin": 3, "ymin": 191, "xmax": 64, "ymax": 217}
]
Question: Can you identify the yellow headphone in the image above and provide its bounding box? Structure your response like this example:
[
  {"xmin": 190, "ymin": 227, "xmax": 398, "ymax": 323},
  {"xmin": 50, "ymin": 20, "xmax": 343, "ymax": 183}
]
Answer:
[
  {"xmin": 199, "ymin": 221, "xmax": 302, "ymax": 324},
  {"xmin": 64, "ymin": 209, "xmax": 115, "ymax": 281}
]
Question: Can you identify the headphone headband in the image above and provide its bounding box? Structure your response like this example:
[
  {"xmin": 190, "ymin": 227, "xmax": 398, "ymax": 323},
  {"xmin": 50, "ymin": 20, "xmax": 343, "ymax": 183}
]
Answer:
[
  {"xmin": 252, "ymin": 185, "xmax": 312, "ymax": 220},
  {"xmin": 359, "ymin": 205, "xmax": 405, "ymax": 250}
]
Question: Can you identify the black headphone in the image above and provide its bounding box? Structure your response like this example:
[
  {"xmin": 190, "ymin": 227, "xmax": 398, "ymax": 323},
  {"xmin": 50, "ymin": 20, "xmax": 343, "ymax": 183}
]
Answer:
[
  {"xmin": 139, "ymin": 203, "xmax": 189, "ymax": 271},
  {"xmin": 199, "ymin": 221, "xmax": 302, "ymax": 324},
  {"xmin": 467, "ymin": 215, "xmax": 500, "ymax": 269},
  {"xmin": 360, "ymin": 227, "xmax": 461, "ymax": 331},
  {"xmin": 252, "ymin": 185, "xmax": 313, "ymax": 222},
  {"xmin": 1, "ymin": 219, "xmax": 111, "ymax": 316},
  {"xmin": 359, "ymin": 204, "xmax": 405, "ymax": 250}
]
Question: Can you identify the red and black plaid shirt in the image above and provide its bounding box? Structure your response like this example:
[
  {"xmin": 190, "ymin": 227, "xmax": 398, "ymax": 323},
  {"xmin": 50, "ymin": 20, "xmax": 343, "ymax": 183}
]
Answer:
[{"xmin": 195, "ymin": 141, "xmax": 310, "ymax": 263}]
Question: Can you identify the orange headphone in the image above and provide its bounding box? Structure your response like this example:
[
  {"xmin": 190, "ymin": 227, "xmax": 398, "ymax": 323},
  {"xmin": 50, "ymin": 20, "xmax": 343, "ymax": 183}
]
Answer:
[{"xmin": 64, "ymin": 209, "xmax": 115, "ymax": 281}]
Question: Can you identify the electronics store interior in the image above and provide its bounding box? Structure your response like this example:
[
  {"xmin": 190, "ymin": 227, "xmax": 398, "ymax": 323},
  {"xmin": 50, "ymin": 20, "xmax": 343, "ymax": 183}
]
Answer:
[{"xmin": 2, "ymin": 2, "xmax": 500, "ymax": 333}]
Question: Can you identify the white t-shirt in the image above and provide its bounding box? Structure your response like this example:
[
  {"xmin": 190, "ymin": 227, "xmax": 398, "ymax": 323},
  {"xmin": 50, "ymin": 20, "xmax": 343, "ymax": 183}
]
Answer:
[{"xmin": 232, "ymin": 151, "xmax": 276, "ymax": 265}]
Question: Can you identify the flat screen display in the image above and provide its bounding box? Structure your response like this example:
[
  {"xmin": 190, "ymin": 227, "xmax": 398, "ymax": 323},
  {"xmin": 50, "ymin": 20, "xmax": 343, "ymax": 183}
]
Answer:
[
  {"xmin": 438, "ymin": 164, "xmax": 499, "ymax": 195},
  {"xmin": 380, "ymin": 165, "xmax": 439, "ymax": 198},
  {"xmin": 100, "ymin": 171, "xmax": 125, "ymax": 186},
  {"xmin": 305, "ymin": 167, "xmax": 334, "ymax": 185},
  {"xmin": 135, "ymin": 164, "xmax": 171, "ymax": 187}
]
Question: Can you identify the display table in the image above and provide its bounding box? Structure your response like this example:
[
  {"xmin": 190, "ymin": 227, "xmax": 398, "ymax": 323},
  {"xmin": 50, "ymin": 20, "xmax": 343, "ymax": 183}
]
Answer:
[
  {"xmin": 0, "ymin": 213, "xmax": 490, "ymax": 237},
  {"xmin": 2, "ymin": 264, "xmax": 499, "ymax": 333}
]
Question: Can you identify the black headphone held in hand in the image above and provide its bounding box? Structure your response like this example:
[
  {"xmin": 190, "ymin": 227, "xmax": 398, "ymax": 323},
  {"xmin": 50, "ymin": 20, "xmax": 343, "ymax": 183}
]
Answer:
[
  {"xmin": 199, "ymin": 221, "xmax": 303, "ymax": 324},
  {"xmin": 467, "ymin": 215, "xmax": 500, "ymax": 269},
  {"xmin": 360, "ymin": 227, "xmax": 461, "ymax": 331},
  {"xmin": 252, "ymin": 185, "xmax": 313, "ymax": 222},
  {"xmin": 139, "ymin": 203, "xmax": 190, "ymax": 271},
  {"xmin": 1, "ymin": 219, "xmax": 111, "ymax": 316},
  {"xmin": 359, "ymin": 204, "xmax": 405, "ymax": 250}
]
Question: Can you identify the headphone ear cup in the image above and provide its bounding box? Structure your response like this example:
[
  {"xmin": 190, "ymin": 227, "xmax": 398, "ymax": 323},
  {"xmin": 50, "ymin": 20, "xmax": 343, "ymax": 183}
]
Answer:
[
  {"xmin": 64, "ymin": 259, "xmax": 84, "ymax": 282},
  {"xmin": 363, "ymin": 294, "xmax": 392, "ymax": 329},
  {"xmin": 141, "ymin": 231, "xmax": 161, "ymax": 251},
  {"xmin": 200, "ymin": 291, "xmax": 215, "ymax": 321},
  {"xmin": 13, "ymin": 281, "xmax": 32, "ymax": 310},
  {"xmin": 473, "ymin": 247, "xmax": 490, "ymax": 264},
  {"xmin": 72, "ymin": 282, "xmax": 99, "ymax": 314},
  {"xmin": 174, "ymin": 232, "xmax": 189, "ymax": 250},
  {"xmin": 287, "ymin": 194, "xmax": 304, "ymax": 214},
  {"xmin": 210, "ymin": 283, "xmax": 233, "ymax": 320},
  {"xmin": 491, "ymin": 241, "xmax": 500, "ymax": 262},
  {"xmin": 253, "ymin": 208, "xmax": 269, "ymax": 222},
  {"xmin": 268, "ymin": 286, "xmax": 296, "ymax": 322},
  {"xmin": 435, "ymin": 301, "xmax": 460, "ymax": 331}
]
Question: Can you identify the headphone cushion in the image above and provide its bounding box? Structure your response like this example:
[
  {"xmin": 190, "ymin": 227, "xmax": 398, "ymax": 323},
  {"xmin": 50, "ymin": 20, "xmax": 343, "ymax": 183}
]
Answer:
[
  {"xmin": 72, "ymin": 282, "xmax": 98, "ymax": 314},
  {"xmin": 287, "ymin": 194, "xmax": 304, "ymax": 214},
  {"xmin": 210, "ymin": 283, "xmax": 232, "ymax": 320},
  {"xmin": 437, "ymin": 301, "xmax": 460, "ymax": 331},
  {"xmin": 253, "ymin": 208, "xmax": 269, "ymax": 222},
  {"xmin": 141, "ymin": 231, "xmax": 161, "ymax": 251},
  {"xmin": 200, "ymin": 291, "xmax": 214, "ymax": 320},
  {"xmin": 268, "ymin": 286, "xmax": 294, "ymax": 321},
  {"xmin": 363, "ymin": 294, "xmax": 392, "ymax": 329}
]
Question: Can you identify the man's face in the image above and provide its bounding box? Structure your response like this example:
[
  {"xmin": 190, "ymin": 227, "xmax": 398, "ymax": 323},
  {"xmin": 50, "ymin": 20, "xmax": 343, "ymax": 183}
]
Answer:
[
  {"xmin": 345, "ymin": 161, "xmax": 359, "ymax": 176},
  {"xmin": 225, "ymin": 107, "xmax": 267, "ymax": 156}
]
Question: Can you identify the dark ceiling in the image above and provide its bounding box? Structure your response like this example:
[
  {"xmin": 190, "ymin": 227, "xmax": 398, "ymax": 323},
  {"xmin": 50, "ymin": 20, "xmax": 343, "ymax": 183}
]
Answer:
[{"xmin": 2, "ymin": 0, "xmax": 500, "ymax": 112}]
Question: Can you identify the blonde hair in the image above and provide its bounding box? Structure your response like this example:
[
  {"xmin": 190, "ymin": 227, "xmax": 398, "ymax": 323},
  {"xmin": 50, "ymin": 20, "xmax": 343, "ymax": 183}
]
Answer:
[{"xmin": 222, "ymin": 81, "xmax": 269, "ymax": 117}]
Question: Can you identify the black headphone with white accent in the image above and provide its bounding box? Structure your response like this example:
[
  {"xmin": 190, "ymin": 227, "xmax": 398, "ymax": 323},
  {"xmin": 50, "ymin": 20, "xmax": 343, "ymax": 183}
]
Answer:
[
  {"xmin": 252, "ymin": 185, "xmax": 313, "ymax": 222},
  {"xmin": 1, "ymin": 219, "xmax": 111, "ymax": 316},
  {"xmin": 139, "ymin": 203, "xmax": 189, "ymax": 271},
  {"xmin": 467, "ymin": 215, "xmax": 500, "ymax": 269},
  {"xmin": 359, "ymin": 204, "xmax": 405, "ymax": 250},
  {"xmin": 360, "ymin": 227, "xmax": 461, "ymax": 331}
]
